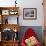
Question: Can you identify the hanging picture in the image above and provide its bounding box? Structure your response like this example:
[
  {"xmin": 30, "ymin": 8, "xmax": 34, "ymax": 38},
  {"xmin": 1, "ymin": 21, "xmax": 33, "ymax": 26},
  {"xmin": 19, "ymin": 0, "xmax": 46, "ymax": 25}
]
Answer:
[
  {"xmin": 23, "ymin": 8, "xmax": 37, "ymax": 20},
  {"xmin": 2, "ymin": 10, "xmax": 9, "ymax": 15}
]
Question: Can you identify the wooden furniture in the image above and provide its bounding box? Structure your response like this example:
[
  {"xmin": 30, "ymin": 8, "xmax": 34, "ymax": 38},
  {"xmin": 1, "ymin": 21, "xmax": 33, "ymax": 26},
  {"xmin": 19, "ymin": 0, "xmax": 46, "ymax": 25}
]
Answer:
[
  {"xmin": 43, "ymin": 0, "xmax": 46, "ymax": 46},
  {"xmin": 44, "ymin": 29, "xmax": 46, "ymax": 46},
  {"xmin": 43, "ymin": 0, "xmax": 46, "ymax": 27},
  {"xmin": 0, "ymin": 7, "xmax": 20, "ymax": 46},
  {"xmin": 0, "ymin": 7, "xmax": 19, "ymax": 24},
  {"xmin": 0, "ymin": 41, "xmax": 2, "ymax": 46},
  {"xmin": 0, "ymin": 24, "xmax": 19, "ymax": 32},
  {"xmin": 2, "ymin": 40, "xmax": 19, "ymax": 46}
]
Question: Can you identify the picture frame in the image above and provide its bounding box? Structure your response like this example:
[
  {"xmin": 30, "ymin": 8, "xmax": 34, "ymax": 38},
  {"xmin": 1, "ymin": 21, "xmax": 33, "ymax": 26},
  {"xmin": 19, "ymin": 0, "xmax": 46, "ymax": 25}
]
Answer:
[
  {"xmin": 2, "ymin": 10, "xmax": 9, "ymax": 15},
  {"xmin": 9, "ymin": 10, "xmax": 18, "ymax": 15},
  {"xmin": 23, "ymin": 8, "xmax": 37, "ymax": 20}
]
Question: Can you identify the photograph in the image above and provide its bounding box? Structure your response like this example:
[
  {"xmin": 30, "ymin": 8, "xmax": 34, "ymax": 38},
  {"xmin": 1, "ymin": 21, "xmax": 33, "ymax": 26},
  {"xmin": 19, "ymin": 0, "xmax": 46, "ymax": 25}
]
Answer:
[{"xmin": 23, "ymin": 8, "xmax": 37, "ymax": 20}]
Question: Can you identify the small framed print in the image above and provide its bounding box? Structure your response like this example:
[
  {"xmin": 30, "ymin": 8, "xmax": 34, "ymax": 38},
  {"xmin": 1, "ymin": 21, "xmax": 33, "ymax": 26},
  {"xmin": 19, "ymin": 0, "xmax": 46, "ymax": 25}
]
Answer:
[
  {"xmin": 10, "ymin": 11, "xmax": 18, "ymax": 15},
  {"xmin": 10, "ymin": 11, "xmax": 15, "ymax": 15},
  {"xmin": 9, "ymin": 9, "xmax": 18, "ymax": 15},
  {"xmin": 2, "ymin": 10, "xmax": 9, "ymax": 15},
  {"xmin": 23, "ymin": 8, "xmax": 37, "ymax": 20}
]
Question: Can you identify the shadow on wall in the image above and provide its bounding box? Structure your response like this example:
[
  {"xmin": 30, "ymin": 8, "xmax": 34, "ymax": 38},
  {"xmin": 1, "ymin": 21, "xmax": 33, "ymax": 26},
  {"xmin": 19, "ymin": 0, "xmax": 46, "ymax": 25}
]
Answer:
[{"xmin": 18, "ymin": 26, "xmax": 44, "ymax": 44}]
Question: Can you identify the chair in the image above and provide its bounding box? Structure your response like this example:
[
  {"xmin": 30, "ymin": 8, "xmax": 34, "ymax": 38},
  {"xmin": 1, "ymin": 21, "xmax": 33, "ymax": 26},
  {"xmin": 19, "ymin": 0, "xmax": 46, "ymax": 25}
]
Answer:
[{"xmin": 21, "ymin": 28, "xmax": 41, "ymax": 46}]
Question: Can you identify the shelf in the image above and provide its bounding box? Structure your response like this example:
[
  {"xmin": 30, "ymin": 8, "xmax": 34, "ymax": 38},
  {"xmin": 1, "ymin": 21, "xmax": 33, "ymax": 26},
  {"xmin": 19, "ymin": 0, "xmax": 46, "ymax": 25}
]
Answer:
[
  {"xmin": 0, "ymin": 24, "xmax": 20, "ymax": 32},
  {"xmin": 0, "ymin": 7, "xmax": 19, "ymax": 24},
  {"xmin": 0, "ymin": 7, "xmax": 19, "ymax": 16},
  {"xmin": 0, "ymin": 7, "xmax": 20, "ymax": 46},
  {"xmin": 2, "ymin": 40, "xmax": 19, "ymax": 43},
  {"xmin": 1, "ymin": 40, "xmax": 19, "ymax": 46},
  {"xmin": 2, "ymin": 41, "xmax": 19, "ymax": 46}
]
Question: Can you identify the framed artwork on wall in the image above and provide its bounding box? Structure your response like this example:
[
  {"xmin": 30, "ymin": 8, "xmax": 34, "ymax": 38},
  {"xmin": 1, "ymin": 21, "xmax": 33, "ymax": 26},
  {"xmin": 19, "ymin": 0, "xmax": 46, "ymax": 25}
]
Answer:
[
  {"xmin": 2, "ymin": 10, "xmax": 9, "ymax": 15},
  {"xmin": 23, "ymin": 8, "xmax": 37, "ymax": 20}
]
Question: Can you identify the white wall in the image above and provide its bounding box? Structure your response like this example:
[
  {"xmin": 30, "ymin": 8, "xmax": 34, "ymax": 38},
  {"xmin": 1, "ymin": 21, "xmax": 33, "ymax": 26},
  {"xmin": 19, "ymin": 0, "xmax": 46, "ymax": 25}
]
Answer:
[
  {"xmin": 0, "ymin": 0, "xmax": 44, "ymax": 26},
  {"xmin": 17, "ymin": 0, "xmax": 44, "ymax": 26},
  {"xmin": 0, "ymin": 0, "xmax": 15, "ymax": 7}
]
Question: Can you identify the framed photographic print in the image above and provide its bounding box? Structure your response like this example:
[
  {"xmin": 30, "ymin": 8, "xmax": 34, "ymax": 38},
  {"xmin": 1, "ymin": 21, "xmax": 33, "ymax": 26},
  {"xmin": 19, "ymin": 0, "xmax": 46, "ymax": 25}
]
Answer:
[
  {"xmin": 2, "ymin": 10, "xmax": 9, "ymax": 15},
  {"xmin": 9, "ymin": 9, "xmax": 18, "ymax": 15},
  {"xmin": 23, "ymin": 8, "xmax": 37, "ymax": 20}
]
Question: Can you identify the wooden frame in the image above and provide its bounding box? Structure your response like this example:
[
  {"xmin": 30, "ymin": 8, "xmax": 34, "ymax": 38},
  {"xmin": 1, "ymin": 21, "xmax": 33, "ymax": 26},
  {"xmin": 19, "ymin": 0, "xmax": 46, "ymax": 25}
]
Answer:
[
  {"xmin": 9, "ymin": 10, "xmax": 18, "ymax": 15},
  {"xmin": 23, "ymin": 8, "xmax": 37, "ymax": 20},
  {"xmin": 0, "ymin": 7, "xmax": 19, "ymax": 46},
  {"xmin": 0, "ymin": 7, "xmax": 19, "ymax": 24},
  {"xmin": 0, "ymin": 7, "xmax": 19, "ymax": 16},
  {"xmin": 2, "ymin": 10, "xmax": 9, "ymax": 15}
]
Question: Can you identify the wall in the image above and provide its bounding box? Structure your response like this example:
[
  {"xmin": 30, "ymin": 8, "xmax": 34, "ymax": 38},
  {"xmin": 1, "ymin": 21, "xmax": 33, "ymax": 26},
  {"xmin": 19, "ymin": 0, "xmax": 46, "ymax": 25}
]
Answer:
[
  {"xmin": 18, "ymin": 0, "xmax": 44, "ymax": 26},
  {"xmin": 0, "ymin": 0, "xmax": 44, "ymax": 26},
  {"xmin": 0, "ymin": 0, "xmax": 15, "ymax": 7}
]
